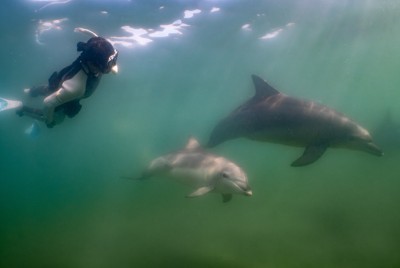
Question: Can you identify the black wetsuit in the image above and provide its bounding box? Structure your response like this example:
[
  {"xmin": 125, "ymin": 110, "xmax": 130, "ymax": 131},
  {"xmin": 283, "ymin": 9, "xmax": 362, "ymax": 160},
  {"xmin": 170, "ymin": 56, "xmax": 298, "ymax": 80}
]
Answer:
[{"xmin": 48, "ymin": 57, "xmax": 101, "ymax": 118}]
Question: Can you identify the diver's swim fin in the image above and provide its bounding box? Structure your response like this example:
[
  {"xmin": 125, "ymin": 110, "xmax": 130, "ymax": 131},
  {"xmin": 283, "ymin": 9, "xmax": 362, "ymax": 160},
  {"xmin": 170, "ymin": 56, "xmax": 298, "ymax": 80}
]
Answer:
[{"xmin": 0, "ymin": 97, "xmax": 22, "ymax": 112}]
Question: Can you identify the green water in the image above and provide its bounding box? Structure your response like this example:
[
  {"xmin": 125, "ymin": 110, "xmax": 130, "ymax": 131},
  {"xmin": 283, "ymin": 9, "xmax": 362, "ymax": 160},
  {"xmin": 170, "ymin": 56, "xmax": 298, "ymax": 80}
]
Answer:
[{"xmin": 1, "ymin": 0, "xmax": 400, "ymax": 267}]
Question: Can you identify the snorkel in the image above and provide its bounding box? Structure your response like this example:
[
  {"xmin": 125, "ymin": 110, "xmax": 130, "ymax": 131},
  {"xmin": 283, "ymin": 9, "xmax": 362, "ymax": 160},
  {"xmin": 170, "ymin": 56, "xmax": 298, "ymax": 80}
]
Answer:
[{"xmin": 107, "ymin": 49, "xmax": 118, "ymax": 74}]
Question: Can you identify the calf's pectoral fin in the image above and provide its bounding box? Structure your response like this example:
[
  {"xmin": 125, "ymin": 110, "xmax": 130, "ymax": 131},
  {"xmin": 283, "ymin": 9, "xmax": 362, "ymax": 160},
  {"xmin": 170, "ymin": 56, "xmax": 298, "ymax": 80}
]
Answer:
[
  {"xmin": 222, "ymin": 194, "xmax": 232, "ymax": 203},
  {"xmin": 186, "ymin": 186, "xmax": 214, "ymax": 198},
  {"xmin": 291, "ymin": 144, "xmax": 328, "ymax": 167}
]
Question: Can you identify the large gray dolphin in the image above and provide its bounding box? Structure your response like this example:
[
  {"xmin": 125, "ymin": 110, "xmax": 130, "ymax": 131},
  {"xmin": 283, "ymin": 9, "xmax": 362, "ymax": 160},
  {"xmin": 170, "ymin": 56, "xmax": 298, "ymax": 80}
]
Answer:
[
  {"xmin": 208, "ymin": 75, "xmax": 383, "ymax": 167},
  {"xmin": 130, "ymin": 137, "xmax": 252, "ymax": 202}
]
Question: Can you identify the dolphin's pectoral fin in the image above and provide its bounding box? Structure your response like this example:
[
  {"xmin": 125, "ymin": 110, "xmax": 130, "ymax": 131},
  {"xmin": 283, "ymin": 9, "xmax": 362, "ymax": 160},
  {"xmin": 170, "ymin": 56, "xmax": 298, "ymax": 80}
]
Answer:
[
  {"xmin": 222, "ymin": 194, "xmax": 232, "ymax": 203},
  {"xmin": 186, "ymin": 186, "xmax": 214, "ymax": 198},
  {"xmin": 291, "ymin": 145, "xmax": 327, "ymax": 167}
]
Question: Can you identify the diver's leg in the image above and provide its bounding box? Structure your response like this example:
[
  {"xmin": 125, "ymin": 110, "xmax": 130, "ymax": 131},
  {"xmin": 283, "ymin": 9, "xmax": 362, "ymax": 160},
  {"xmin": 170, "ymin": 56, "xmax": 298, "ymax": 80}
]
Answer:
[
  {"xmin": 16, "ymin": 105, "xmax": 60, "ymax": 128},
  {"xmin": 25, "ymin": 85, "xmax": 51, "ymax": 97},
  {"xmin": 16, "ymin": 105, "xmax": 46, "ymax": 121}
]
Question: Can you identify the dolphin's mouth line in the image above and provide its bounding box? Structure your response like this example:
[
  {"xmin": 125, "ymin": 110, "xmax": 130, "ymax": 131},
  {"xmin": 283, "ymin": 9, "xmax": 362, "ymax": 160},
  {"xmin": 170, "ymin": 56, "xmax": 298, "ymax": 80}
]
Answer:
[
  {"xmin": 365, "ymin": 142, "xmax": 384, "ymax": 156},
  {"xmin": 237, "ymin": 184, "xmax": 252, "ymax": 196}
]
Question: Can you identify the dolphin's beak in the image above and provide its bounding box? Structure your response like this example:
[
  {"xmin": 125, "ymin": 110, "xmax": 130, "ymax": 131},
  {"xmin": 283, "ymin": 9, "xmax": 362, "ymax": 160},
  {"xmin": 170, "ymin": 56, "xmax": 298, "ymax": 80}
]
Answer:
[
  {"xmin": 111, "ymin": 64, "xmax": 118, "ymax": 74},
  {"xmin": 365, "ymin": 142, "xmax": 384, "ymax": 156},
  {"xmin": 245, "ymin": 190, "xmax": 253, "ymax": 196}
]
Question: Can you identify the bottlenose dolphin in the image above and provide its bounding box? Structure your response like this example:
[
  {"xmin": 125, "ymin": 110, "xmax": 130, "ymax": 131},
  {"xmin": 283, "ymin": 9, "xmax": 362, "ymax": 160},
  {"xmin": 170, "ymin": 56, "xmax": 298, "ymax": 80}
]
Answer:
[
  {"xmin": 208, "ymin": 75, "xmax": 383, "ymax": 166},
  {"xmin": 130, "ymin": 137, "xmax": 252, "ymax": 202}
]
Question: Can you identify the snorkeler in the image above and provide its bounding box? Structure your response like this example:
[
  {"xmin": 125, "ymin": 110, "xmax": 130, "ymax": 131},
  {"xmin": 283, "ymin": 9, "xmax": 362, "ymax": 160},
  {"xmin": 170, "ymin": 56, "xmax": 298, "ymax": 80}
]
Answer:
[{"xmin": 16, "ymin": 32, "xmax": 118, "ymax": 128}]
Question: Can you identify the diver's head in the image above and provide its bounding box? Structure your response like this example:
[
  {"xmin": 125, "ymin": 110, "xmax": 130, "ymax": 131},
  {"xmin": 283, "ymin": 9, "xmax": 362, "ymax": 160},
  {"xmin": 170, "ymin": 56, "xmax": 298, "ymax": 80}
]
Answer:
[{"xmin": 77, "ymin": 37, "xmax": 118, "ymax": 74}]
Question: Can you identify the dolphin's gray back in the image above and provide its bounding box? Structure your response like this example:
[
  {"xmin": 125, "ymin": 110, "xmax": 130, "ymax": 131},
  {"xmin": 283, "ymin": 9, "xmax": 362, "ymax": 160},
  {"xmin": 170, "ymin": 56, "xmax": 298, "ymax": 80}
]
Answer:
[{"xmin": 220, "ymin": 93, "xmax": 358, "ymax": 147}]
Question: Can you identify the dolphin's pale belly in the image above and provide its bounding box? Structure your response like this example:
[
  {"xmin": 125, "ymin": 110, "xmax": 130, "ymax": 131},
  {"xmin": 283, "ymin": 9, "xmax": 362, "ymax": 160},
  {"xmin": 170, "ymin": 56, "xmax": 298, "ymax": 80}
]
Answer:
[
  {"xmin": 153, "ymin": 151, "xmax": 216, "ymax": 187},
  {"xmin": 167, "ymin": 167, "xmax": 212, "ymax": 188}
]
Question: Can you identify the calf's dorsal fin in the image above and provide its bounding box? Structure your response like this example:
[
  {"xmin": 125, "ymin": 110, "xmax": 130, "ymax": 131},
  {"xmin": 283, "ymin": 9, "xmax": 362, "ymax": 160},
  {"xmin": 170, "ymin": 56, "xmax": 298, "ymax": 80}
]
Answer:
[{"xmin": 185, "ymin": 137, "xmax": 201, "ymax": 150}]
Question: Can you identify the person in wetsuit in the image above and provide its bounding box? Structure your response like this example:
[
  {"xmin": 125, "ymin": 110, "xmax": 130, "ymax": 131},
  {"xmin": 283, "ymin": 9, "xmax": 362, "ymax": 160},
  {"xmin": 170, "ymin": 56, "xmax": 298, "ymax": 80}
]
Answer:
[{"xmin": 17, "ymin": 36, "xmax": 118, "ymax": 128}]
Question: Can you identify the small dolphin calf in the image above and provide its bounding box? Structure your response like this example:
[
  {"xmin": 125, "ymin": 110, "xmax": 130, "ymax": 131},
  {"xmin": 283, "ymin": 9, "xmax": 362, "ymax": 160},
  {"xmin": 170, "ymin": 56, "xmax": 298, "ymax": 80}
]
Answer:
[
  {"xmin": 132, "ymin": 138, "xmax": 252, "ymax": 202},
  {"xmin": 208, "ymin": 75, "xmax": 383, "ymax": 166}
]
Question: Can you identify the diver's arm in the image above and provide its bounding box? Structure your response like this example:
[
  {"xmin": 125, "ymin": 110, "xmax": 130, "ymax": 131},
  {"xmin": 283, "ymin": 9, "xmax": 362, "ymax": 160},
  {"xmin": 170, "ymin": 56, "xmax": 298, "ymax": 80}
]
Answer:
[{"xmin": 43, "ymin": 70, "xmax": 87, "ymax": 124}]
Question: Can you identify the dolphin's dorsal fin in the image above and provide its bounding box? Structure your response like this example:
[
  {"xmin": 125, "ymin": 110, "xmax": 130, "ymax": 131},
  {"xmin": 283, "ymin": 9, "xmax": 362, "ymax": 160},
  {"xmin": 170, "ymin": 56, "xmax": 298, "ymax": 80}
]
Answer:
[
  {"xmin": 185, "ymin": 137, "xmax": 201, "ymax": 151},
  {"xmin": 251, "ymin": 75, "xmax": 280, "ymax": 99}
]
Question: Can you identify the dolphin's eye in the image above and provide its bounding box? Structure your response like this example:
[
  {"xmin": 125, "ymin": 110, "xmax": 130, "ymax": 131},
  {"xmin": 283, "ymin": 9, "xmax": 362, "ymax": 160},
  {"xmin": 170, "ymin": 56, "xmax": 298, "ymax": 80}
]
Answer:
[{"xmin": 221, "ymin": 172, "xmax": 229, "ymax": 178}]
